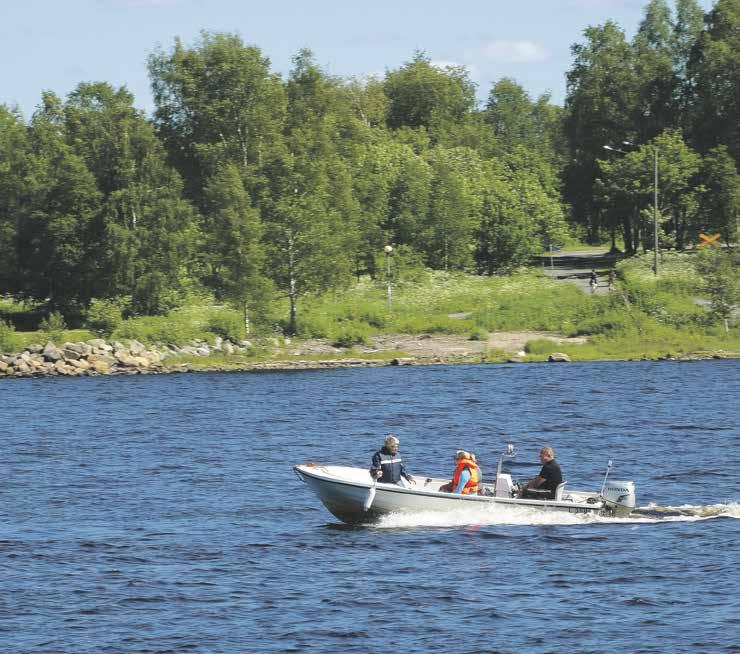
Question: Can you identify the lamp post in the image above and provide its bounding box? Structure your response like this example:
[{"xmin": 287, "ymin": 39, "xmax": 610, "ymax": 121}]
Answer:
[
  {"xmin": 603, "ymin": 141, "xmax": 659, "ymax": 276},
  {"xmin": 652, "ymin": 146, "xmax": 659, "ymax": 276},
  {"xmin": 384, "ymin": 245, "xmax": 393, "ymax": 309}
]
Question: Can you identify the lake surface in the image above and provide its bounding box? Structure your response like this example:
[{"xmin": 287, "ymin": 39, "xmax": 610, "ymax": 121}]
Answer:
[{"xmin": 1, "ymin": 361, "xmax": 738, "ymax": 654}]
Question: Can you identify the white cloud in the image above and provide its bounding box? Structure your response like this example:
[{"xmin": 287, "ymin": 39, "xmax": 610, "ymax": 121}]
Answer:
[{"xmin": 479, "ymin": 40, "xmax": 549, "ymax": 64}]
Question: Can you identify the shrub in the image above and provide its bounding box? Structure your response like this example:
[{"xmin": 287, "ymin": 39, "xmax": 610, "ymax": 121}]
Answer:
[
  {"xmin": 332, "ymin": 320, "xmax": 373, "ymax": 347},
  {"xmin": 86, "ymin": 298, "xmax": 125, "ymax": 335},
  {"xmin": 0, "ymin": 319, "xmax": 18, "ymax": 353},
  {"xmin": 295, "ymin": 313, "xmax": 335, "ymax": 339},
  {"xmin": 469, "ymin": 327, "xmax": 488, "ymax": 341},
  {"xmin": 524, "ymin": 339, "xmax": 558, "ymax": 355},
  {"xmin": 113, "ymin": 314, "xmax": 207, "ymax": 345},
  {"xmin": 206, "ymin": 310, "xmax": 246, "ymax": 342},
  {"xmin": 39, "ymin": 311, "xmax": 67, "ymax": 343}
]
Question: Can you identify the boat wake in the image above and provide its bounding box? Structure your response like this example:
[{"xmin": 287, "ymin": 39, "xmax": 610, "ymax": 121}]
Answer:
[{"xmin": 373, "ymin": 502, "xmax": 740, "ymax": 529}]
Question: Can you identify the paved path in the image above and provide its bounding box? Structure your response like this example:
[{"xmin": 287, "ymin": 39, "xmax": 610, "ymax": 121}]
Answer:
[{"xmin": 535, "ymin": 249, "xmax": 622, "ymax": 295}]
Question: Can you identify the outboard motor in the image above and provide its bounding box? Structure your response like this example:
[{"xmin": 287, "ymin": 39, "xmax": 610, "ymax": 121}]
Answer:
[{"xmin": 601, "ymin": 480, "xmax": 636, "ymax": 514}]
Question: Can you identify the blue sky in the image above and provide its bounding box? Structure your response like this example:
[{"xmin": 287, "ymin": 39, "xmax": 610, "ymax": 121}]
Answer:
[{"xmin": 1, "ymin": 0, "xmax": 714, "ymax": 118}]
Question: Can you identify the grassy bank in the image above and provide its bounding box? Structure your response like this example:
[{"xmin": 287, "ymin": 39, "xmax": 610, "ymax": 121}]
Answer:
[{"xmin": 2, "ymin": 250, "xmax": 738, "ymax": 364}]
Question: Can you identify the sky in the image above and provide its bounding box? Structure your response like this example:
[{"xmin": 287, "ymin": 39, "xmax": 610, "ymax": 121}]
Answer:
[{"xmin": 1, "ymin": 0, "xmax": 715, "ymax": 118}]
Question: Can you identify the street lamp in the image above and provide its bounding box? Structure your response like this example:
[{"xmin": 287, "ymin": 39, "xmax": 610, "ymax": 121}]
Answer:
[
  {"xmin": 384, "ymin": 245, "xmax": 393, "ymax": 309},
  {"xmin": 602, "ymin": 141, "xmax": 659, "ymax": 276}
]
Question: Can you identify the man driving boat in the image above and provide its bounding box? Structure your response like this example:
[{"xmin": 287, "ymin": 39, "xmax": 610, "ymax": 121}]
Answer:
[
  {"xmin": 520, "ymin": 446, "xmax": 562, "ymax": 499},
  {"xmin": 370, "ymin": 434, "xmax": 415, "ymax": 486}
]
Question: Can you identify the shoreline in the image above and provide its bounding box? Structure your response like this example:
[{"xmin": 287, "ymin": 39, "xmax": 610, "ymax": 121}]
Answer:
[{"xmin": 1, "ymin": 334, "xmax": 737, "ymax": 380}]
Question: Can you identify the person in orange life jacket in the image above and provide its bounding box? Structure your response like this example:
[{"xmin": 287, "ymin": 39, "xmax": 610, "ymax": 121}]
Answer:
[
  {"xmin": 519, "ymin": 446, "xmax": 562, "ymax": 499},
  {"xmin": 439, "ymin": 451, "xmax": 480, "ymax": 494},
  {"xmin": 470, "ymin": 452, "xmax": 482, "ymax": 486},
  {"xmin": 370, "ymin": 434, "xmax": 415, "ymax": 485}
]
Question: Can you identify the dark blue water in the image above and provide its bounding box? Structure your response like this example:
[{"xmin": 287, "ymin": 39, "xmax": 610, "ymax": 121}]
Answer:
[{"xmin": 2, "ymin": 361, "xmax": 738, "ymax": 654}]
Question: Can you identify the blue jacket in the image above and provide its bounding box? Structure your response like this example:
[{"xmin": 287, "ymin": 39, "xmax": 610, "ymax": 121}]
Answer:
[{"xmin": 370, "ymin": 447, "xmax": 411, "ymax": 484}]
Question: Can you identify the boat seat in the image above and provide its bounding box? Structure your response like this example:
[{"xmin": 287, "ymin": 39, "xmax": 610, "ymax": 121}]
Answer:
[{"xmin": 554, "ymin": 481, "xmax": 567, "ymax": 502}]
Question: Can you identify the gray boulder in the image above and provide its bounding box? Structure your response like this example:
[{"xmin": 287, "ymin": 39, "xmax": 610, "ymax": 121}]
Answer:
[
  {"xmin": 548, "ymin": 352, "xmax": 572, "ymax": 363},
  {"xmin": 63, "ymin": 348, "xmax": 81, "ymax": 360},
  {"xmin": 129, "ymin": 340, "xmax": 146, "ymax": 355},
  {"xmin": 90, "ymin": 359, "xmax": 111, "ymax": 374},
  {"xmin": 115, "ymin": 351, "xmax": 138, "ymax": 367},
  {"xmin": 43, "ymin": 342, "xmax": 64, "ymax": 362},
  {"xmin": 86, "ymin": 338, "xmax": 107, "ymax": 348},
  {"xmin": 88, "ymin": 353, "xmax": 117, "ymax": 366},
  {"xmin": 63, "ymin": 342, "xmax": 87, "ymax": 355}
]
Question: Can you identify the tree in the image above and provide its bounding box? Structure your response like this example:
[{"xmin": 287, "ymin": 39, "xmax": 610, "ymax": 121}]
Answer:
[
  {"xmin": 420, "ymin": 147, "xmax": 483, "ymax": 270},
  {"xmin": 265, "ymin": 172, "xmax": 353, "ymax": 334},
  {"xmin": 699, "ymin": 145, "xmax": 739, "ymax": 246},
  {"xmin": 671, "ymin": 0, "xmax": 705, "ymax": 133},
  {"xmin": 203, "ymin": 164, "xmax": 268, "ymax": 332},
  {"xmin": 596, "ymin": 131, "xmax": 701, "ymax": 252},
  {"xmin": 261, "ymin": 53, "xmax": 357, "ymax": 334},
  {"xmin": 688, "ymin": 0, "xmax": 740, "ymax": 159},
  {"xmin": 475, "ymin": 154, "xmax": 568, "ymax": 273},
  {"xmin": 475, "ymin": 169, "xmax": 534, "ymax": 273},
  {"xmin": 149, "ymin": 31, "xmax": 287, "ymax": 201},
  {"xmin": 0, "ymin": 106, "xmax": 30, "ymax": 293},
  {"xmin": 632, "ymin": 0, "xmax": 679, "ymax": 142},
  {"xmin": 564, "ymin": 21, "xmax": 638, "ymax": 237},
  {"xmin": 16, "ymin": 94, "xmax": 102, "ymax": 311},
  {"xmin": 694, "ymin": 249, "xmax": 739, "ymax": 325},
  {"xmin": 57, "ymin": 82, "xmax": 199, "ymax": 312},
  {"xmin": 384, "ymin": 51, "xmax": 476, "ymax": 133}
]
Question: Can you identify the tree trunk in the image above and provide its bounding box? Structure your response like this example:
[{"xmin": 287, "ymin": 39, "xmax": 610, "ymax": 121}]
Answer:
[
  {"xmin": 288, "ymin": 292, "xmax": 297, "ymax": 336},
  {"xmin": 622, "ymin": 218, "xmax": 634, "ymax": 256},
  {"xmin": 243, "ymin": 302, "xmax": 250, "ymax": 336},
  {"xmin": 287, "ymin": 232, "xmax": 297, "ymax": 335}
]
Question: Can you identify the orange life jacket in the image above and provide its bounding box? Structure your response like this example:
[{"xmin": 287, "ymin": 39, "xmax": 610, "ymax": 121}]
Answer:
[{"xmin": 452, "ymin": 459, "xmax": 480, "ymax": 494}]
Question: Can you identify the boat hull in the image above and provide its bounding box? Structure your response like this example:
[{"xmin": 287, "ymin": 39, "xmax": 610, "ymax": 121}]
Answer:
[{"xmin": 294, "ymin": 464, "xmax": 605, "ymax": 524}]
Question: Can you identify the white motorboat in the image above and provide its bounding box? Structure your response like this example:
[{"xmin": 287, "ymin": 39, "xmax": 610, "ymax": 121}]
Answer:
[{"xmin": 294, "ymin": 445, "xmax": 636, "ymax": 524}]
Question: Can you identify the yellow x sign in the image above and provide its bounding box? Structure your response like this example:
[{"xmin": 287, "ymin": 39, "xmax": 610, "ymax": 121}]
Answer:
[{"xmin": 698, "ymin": 232, "xmax": 721, "ymax": 248}]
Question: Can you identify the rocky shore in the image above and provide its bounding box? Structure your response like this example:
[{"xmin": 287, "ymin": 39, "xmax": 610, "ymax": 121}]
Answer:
[
  {"xmin": 0, "ymin": 337, "xmax": 247, "ymax": 379},
  {"xmin": 0, "ymin": 334, "xmax": 735, "ymax": 380},
  {"xmin": 0, "ymin": 336, "xmax": 423, "ymax": 379}
]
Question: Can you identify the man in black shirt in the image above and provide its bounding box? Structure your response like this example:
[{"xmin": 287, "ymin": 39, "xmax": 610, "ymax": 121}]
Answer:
[{"xmin": 520, "ymin": 446, "xmax": 563, "ymax": 499}]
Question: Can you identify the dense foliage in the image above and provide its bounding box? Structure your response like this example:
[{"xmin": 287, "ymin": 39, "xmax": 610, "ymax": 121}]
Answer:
[
  {"xmin": 0, "ymin": 0, "xmax": 736, "ymax": 334},
  {"xmin": 565, "ymin": 0, "xmax": 739, "ymax": 250}
]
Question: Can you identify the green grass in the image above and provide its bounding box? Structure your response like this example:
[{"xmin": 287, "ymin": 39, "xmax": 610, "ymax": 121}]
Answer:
[
  {"xmin": 111, "ymin": 305, "xmax": 247, "ymax": 345},
  {"xmin": 2, "ymin": 250, "xmax": 736, "ymax": 368},
  {"xmin": 296, "ymin": 271, "xmax": 614, "ymax": 338},
  {"xmin": 523, "ymin": 324, "xmax": 739, "ymax": 362},
  {"xmin": 11, "ymin": 329, "xmax": 96, "ymax": 350}
]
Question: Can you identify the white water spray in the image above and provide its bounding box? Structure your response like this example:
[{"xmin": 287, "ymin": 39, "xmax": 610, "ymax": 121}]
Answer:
[{"xmin": 373, "ymin": 502, "xmax": 739, "ymax": 529}]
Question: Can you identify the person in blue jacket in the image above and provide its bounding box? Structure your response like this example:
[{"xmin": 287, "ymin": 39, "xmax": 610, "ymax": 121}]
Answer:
[{"xmin": 370, "ymin": 434, "xmax": 415, "ymax": 486}]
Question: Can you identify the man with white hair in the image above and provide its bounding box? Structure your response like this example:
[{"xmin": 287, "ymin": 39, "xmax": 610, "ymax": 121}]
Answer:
[{"xmin": 370, "ymin": 434, "xmax": 414, "ymax": 486}]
